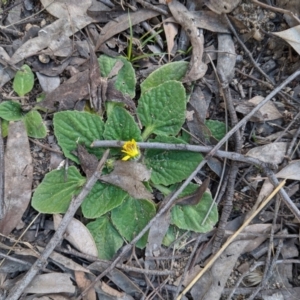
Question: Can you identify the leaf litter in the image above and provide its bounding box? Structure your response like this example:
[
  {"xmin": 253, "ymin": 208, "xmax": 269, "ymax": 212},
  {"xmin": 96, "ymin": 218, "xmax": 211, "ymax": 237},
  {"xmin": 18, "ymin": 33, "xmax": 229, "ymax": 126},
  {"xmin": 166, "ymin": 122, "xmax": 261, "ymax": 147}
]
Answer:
[{"xmin": 1, "ymin": 0, "xmax": 300, "ymax": 299}]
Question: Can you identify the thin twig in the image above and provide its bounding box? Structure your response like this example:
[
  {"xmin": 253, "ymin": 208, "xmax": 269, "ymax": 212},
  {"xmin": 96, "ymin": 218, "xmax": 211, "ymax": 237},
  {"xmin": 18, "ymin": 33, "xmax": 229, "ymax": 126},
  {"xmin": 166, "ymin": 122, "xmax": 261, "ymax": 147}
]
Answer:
[
  {"xmin": 6, "ymin": 150, "xmax": 110, "ymax": 300},
  {"xmin": 91, "ymin": 140, "xmax": 274, "ymax": 168},
  {"xmin": 29, "ymin": 138, "xmax": 63, "ymax": 154}
]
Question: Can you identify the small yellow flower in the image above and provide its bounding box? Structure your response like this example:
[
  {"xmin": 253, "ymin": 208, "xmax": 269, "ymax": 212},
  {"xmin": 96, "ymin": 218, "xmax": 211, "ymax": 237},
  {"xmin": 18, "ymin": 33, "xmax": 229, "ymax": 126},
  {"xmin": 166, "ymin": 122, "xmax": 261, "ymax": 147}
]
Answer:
[{"xmin": 122, "ymin": 139, "xmax": 140, "ymax": 161}]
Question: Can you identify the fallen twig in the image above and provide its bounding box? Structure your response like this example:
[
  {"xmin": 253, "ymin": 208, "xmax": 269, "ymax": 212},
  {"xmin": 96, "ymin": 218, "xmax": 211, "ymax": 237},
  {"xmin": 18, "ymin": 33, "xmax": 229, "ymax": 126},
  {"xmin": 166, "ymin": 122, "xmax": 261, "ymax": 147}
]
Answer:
[{"xmin": 91, "ymin": 140, "xmax": 275, "ymax": 168}]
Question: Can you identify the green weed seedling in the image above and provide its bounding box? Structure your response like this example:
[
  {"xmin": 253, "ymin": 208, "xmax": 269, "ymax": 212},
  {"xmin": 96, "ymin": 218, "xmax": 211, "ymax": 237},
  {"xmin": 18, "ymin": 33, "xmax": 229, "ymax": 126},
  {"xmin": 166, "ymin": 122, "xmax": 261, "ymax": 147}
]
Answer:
[
  {"xmin": 0, "ymin": 64, "xmax": 47, "ymax": 138},
  {"xmin": 32, "ymin": 57, "xmax": 222, "ymax": 260}
]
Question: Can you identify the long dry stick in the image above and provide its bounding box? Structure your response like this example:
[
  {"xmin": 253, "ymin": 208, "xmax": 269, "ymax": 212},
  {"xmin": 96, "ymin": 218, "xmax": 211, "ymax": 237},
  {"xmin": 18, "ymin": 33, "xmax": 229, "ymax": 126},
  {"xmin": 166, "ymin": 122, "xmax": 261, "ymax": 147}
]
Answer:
[
  {"xmin": 6, "ymin": 150, "xmax": 110, "ymax": 300},
  {"xmin": 177, "ymin": 179, "xmax": 287, "ymax": 299}
]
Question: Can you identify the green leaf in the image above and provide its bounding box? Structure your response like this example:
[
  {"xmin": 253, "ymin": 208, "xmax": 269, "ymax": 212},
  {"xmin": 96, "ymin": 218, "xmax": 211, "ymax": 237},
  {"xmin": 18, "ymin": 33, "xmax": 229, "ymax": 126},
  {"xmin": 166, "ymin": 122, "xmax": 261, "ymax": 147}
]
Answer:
[
  {"xmin": 137, "ymin": 80, "xmax": 186, "ymax": 139},
  {"xmin": 205, "ymin": 120, "xmax": 226, "ymax": 141},
  {"xmin": 103, "ymin": 106, "xmax": 142, "ymax": 141},
  {"xmin": 23, "ymin": 110, "xmax": 47, "ymax": 138},
  {"xmin": 111, "ymin": 197, "xmax": 156, "ymax": 248},
  {"xmin": 145, "ymin": 135, "xmax": 203, "ymax": 185},
  {"xmin": 141, "ymin": 61, "xmax": 188, "ymax": 94},
  {"xmin": 98, "ymin": 55, "xmax": 136, "ymax": 98},
  {"xmin": 1, "ymin": 119, "xmax": 9, "ymax": 137},
  {"xmin": 171, "ymin": 187, "xmax": 218, "ymax": 233},
  {"xmin": 82, "ymin": 181, "xmax": 127, "ymax": 218},
  {"xmin": 13, "ymin": 64, "xmax": 34, "ymax": 96},
  {"xmin": 53, "ymin": 111, "xmax": 105, "ymax": 163},
  {"xmin": 87, "ymin": 216, "xmax": 124, "ymax": 260},
  {"xmin": 0, "ymin": 101, "xmax": 23, "ymax": 121},
  {"xmin": 32, "ymin": 166, "xmax": 86, "ymax": 213}
]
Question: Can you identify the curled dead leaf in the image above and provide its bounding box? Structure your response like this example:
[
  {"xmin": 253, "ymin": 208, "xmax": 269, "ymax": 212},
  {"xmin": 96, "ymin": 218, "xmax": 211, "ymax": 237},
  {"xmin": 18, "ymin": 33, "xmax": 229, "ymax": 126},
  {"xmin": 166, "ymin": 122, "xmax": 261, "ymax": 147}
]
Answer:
[{"xmin": 100, "ymin": 161, "xmax": 153, "ymax": 199}]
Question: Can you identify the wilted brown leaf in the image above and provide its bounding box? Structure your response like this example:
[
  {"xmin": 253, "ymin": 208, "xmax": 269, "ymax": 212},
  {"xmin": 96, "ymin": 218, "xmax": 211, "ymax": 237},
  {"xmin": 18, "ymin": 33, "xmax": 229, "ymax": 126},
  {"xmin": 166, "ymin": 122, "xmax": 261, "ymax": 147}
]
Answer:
[
  {"xmin": 53, "ymin": 214, "xmax": 98, "ymax": 257},
  {"xmin": 100, "ymin": 161, "xmax": 153, "ymax": 199},
  {"xmin": 40, "ymin": 70, "xmax": 89, "ymax": 111},
  {"xmin": 95, "ymin": 9, "xmax": 161, "ymax": 50},
  {"xmin": 273, "ymin": 25, "xmax": 300, "ymax": 55},
  {"xmin": 176, "ymin": 178, "xmax": 210, "ymax": 206},
  {"xmin": 246, "ymin": 142, "xmax": 288, "ymax": 165},
  {"xmin": 77, "ymin": 144, "xmax": 99, "ymax": 178},
  {"xmin": 75, "ymin": 271, "xmax": 96, "ymax": 300},
  {"xmin": 217, "ymin": 33, "xmax": 236, "ymax": 81},
  {"xmin": 0, "ymin": 121, "xmax": 33, "ymax": 236}
]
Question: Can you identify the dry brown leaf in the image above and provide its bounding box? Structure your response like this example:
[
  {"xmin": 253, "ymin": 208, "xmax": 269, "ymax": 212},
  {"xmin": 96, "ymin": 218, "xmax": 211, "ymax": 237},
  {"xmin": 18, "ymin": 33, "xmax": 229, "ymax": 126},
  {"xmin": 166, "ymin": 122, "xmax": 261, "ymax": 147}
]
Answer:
[
  {"xmin": 0, "ymin": 121, "xmax": 33, "ymax": 236},
  {"xmin": 75, "ymin": 271, "xmax": 96, "ymax": 300},
  {"xmin": 53, "ymin": 214, "xmax": 98, "ymax": 257},
  {"xmin": 168, "ymin": 0, "xmax": 207, "ymax": 82},
  {"xmin": 41, "ymin": 70, "xmax": 89, "ymax": 111},
  {"xmin": 273, "ymin": 25, "xmax": 300, "ymax": 55},
  {"xmin": 95, "ymin": 9, "xmax": 160, "ymax": 50},
  {"xmin": 36, "ymin": 72, "xmax": 60, "ymax": 93},
  {"xmin": 163, "ymin": 20, "xmax": 178, "ymax": 59},
  {"xmin": 77, "ymin": 144, "xmax": 98, "ymax": 178},
  {"xmin": 24, "ymin": 273, "xmax": 76, "ymax": 294},
  {"xmin": 248, "ymin": 96, "xmax": 282, "ymax": 121},
  {"xmin": 165, "ymin": 10, "xmax": 230, "ymax": 34},
  {"xmin": 101, "ymin": 161, "xmax": 153, "ymax": 200},
  {"xmin": 276, "ymin": 160, "xmax": 300, "ymax": 180},
  {"xmin": 205, "ymin": 0, "xmax": 241, "ymax": 14},
  {"xmin": 217, "ymin": 33, "xmax": 236, "ymax": 81},
  {"xmin": 246, "ymin": 142, "xmax": 288, "ymax": 165}
]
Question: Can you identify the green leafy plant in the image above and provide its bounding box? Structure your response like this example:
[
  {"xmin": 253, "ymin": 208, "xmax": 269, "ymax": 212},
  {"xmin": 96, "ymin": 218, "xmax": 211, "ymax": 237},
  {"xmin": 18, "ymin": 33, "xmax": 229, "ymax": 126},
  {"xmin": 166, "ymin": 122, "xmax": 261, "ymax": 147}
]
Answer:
[
  {"xmin": 0, "ymin": 64, "xmax": 47, "ymax": 138},
  {"xmin": 32, "ymin": 57, "xmax": 222, "ymax": 259}
]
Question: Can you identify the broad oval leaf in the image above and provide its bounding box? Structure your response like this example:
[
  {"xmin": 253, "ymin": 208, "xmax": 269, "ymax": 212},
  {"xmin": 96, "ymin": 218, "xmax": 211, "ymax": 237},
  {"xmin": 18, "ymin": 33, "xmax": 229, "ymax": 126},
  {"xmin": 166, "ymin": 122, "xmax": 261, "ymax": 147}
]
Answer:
[
  {"xmin": 81, "ymin": 181, "xmax": 127, "ymax": 219},
  {"xmin": 137, "ymin": 80, "xmax": 186, "ymax": 138},
  {"xmin": 103, "ymin": 106, "xmax": 142, "ymax": 141},
  {"xmin": 141, "ymin": 61, "xmax": 189, "ymax": 94},
  {"xmin": 0, "ymin": 101, "xmax": 23, "ymax": 121},
  {"xmin": 32, "ymin": 166, "xmax": 86, "ymax": 213},
  {"xmin": 53, "ymin": 111, "xmax": 105, "ymax": 163},
  {"xmin": 145, "ymin": 135, "xmax": 203, "ymax": 185},
  {"xmin": 171, "ymin": 188, "xmax": 218, "ymax": 233},
  {"xmin": 13, "ymin": 64, "xmax": 34, "ymax": 96},
  {"xmin": 24, "ymin": 110, "xmax": 47, "ymax": 138},
  {"xmin": 87, "ymin": 216, "xmax": 124, "ymax": 260},
  {"xmin": 111, "ymin": 197, "xmax": 156, "ymax": 249},
  {"xmin": 98, "ymin": 55, "xmax": 136, "ymax": 98}
]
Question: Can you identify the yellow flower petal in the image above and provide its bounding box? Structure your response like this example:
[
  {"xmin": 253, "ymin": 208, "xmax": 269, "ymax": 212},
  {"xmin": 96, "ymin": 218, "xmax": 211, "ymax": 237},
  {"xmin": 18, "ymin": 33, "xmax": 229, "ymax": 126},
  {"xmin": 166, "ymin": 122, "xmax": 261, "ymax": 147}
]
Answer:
[{"xmin": 121, "ymin": 139, "xmax": 140, "ymax": 160}]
